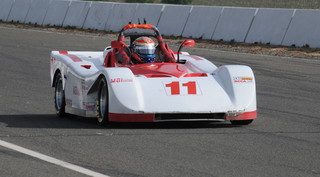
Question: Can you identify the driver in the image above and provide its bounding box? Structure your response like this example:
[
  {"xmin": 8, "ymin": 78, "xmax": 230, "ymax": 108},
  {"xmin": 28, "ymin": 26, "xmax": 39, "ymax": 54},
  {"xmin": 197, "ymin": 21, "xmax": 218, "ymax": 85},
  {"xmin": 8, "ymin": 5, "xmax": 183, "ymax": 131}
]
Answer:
[{"xmin": 131, "ymin": 37, "xmax": 157, "ymax": 63}]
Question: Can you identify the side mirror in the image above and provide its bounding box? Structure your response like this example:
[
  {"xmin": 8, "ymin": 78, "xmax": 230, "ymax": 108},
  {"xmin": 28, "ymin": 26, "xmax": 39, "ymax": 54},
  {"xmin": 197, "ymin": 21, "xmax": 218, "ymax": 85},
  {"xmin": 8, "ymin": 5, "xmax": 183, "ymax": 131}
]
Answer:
[
  {"xmin": 181, "ymin": 39, "xmax": 195, "ymax": 48},
  {"xmin": 177, "ymin": 39, "xmax": 195, "ymax": 63},
  {"xmin": 111, "ymin": 41, "xmax": 127, "ymax": 49}
]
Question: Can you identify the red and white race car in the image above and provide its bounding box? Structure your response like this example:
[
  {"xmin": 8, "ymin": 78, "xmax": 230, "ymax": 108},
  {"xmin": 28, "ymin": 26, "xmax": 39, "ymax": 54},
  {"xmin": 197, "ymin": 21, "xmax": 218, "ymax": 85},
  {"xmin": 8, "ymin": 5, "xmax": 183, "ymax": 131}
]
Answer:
[{"xmin": 50, "ymin": 24, "xmax": 257, "ymax": 126}]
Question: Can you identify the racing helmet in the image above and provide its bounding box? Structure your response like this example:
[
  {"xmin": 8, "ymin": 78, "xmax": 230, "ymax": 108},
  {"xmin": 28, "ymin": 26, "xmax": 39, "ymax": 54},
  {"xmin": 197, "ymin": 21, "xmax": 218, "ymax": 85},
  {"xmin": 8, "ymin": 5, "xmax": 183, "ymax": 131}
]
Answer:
[{"xmin": 132, "ymin": 37, "xmax": 156, "ymax": 63}]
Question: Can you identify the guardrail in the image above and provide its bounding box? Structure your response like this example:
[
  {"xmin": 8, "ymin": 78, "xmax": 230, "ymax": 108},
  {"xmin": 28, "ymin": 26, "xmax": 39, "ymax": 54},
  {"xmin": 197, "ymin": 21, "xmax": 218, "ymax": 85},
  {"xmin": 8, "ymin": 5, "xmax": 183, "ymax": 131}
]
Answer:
[{"xmin": 1, "ymin": 0, "xmax": 319, "ymax": 48}]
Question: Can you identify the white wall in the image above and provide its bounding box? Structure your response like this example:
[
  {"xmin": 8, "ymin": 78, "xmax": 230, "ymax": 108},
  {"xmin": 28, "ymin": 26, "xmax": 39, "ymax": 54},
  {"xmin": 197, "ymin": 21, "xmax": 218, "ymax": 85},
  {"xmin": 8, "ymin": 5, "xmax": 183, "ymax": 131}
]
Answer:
[
  {"xmin": 6, "ymin": 0, "xmax": 33, "ymax": 23},
  {"xmin": 63, "ymin": 1, "xmax": 91, "ymax": 28},
  {"xmin": 182, "ymin": 6, "xmax": 223, "ymax": 39},
  {"xmin": 132, "ymin": 4, "xmax": 163, "ymax": 26},
  {"xmin": 212, "ymin": 7, "xmax": 257, "ymax": 42},
  {"xmin": 2, "ymin": 0, "xmax": 320, "ymax": 48},
  {"xmin": 83, "ymin": 2, "xmax": 113, "ymax": 30},
  {"xmin": 43, "ymin": 0, "xmax": 71, "ymax": 26},
  {"xmin": 245, "ymin": 8, "xmax": 295, "ymax": 45},
  {"xmin": 0, "ymin": 0, "xmax": 14, "ymax": 22},
  {"xmin": 104, "ymin": 3, "xmax": 138, "ymax": 32},
  {"xmin": 25, "ymin": 0, "xmax": 51, "ymax": 25},
  {"xmin": 282, "ymin": 9, "xmax": 320, "ymax": 48},
  {"xmin": 157, "ymin": 5, "xmax": 192, "ymax": 36}
]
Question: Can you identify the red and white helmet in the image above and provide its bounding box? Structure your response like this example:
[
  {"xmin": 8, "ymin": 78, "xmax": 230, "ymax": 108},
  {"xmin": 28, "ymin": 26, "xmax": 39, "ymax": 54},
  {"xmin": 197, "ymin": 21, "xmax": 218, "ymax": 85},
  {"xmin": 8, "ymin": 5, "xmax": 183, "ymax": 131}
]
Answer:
[{"xmin": 132, "ymin": 37, "xmax": 156, "ymax": 63}]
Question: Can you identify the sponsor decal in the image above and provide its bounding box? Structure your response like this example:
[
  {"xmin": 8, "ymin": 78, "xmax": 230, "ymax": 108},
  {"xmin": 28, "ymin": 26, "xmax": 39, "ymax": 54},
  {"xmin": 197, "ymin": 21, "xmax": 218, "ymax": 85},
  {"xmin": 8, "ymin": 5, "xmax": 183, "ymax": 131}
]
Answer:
[
  {"xmin": 82, "ymin": 102, "xmax": 95, "ymax": 110},
  {"xmin": 233, "ymin": 77, "xmax": 253, "ymax": 83},
  {"xmin": 81, "ymin": 81, "xmax": 90, "ymax": 93},
  {"xmin": 66, "ymin": 99, "xmax": 72, "ymax": 106},
  {"xmin": 110, "ymin": 78, "xmax": 133, "ymax": 83},
  {"xmin": 50, "ymin": 57, "xmax": 57, "ymax": 64},
  {"xmin": 73, "ymin": 86, "xmax": 80, "ymax": 95}
]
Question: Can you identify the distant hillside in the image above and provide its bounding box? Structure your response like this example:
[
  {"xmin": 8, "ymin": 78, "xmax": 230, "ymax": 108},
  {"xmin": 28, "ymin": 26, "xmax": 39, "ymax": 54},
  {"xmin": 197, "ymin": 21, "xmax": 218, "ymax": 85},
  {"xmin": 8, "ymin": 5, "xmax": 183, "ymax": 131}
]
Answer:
[{"xmin": 92, "ymin": 0, "xmax": 320, "ymax": 9}]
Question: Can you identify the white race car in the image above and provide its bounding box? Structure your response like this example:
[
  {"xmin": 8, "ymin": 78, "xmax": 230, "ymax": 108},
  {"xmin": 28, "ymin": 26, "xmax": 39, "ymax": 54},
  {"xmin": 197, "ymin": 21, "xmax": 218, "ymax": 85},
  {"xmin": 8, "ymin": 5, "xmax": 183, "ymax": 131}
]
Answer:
[{"xmin": 50, "ymin": 24, "xmax": 257, "ymax": 126}]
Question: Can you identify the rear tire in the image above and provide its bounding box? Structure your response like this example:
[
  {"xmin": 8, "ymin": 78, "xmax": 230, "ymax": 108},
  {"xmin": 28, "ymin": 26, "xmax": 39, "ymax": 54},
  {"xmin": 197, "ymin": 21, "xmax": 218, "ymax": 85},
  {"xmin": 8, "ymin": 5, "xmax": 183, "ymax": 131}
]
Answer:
[
  {"xmin": 96, "ymin": 77, "xmax": 109, "ymax": 126},
  {"xmin": 230, "ymin": 120, "xmax": 253, "ymax": 125},
  {"xmin": 54, "ymin": 72, "xmax": 66, "ymax": 117}
]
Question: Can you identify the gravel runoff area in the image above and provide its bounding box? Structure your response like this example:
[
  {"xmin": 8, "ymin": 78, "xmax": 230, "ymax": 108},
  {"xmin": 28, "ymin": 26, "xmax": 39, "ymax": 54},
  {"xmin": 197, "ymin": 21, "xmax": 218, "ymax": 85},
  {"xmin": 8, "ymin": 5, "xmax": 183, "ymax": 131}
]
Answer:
[{"xmin": 2, "ymin": 22, "xmax": 320, "ymax": 60}]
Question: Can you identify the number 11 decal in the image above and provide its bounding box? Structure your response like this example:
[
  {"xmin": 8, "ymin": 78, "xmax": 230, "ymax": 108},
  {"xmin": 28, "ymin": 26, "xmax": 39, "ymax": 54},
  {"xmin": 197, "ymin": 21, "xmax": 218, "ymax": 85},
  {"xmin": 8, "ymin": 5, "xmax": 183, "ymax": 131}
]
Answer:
[{"xmin": 164, "ymin": 81, "xmax": 201, "ymax": 95}]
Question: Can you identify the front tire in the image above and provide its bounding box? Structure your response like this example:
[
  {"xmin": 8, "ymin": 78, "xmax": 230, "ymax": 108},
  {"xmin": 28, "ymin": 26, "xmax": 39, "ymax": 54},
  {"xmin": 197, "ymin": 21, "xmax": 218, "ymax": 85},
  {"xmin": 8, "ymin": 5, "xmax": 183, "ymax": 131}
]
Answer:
[
  {"xmin": 54, "ymin": 72, "xmax": 66, "ymax": 117},
  {"xmin": 96, "ymin": 77, "xmax": 109, "ymax": 126}
]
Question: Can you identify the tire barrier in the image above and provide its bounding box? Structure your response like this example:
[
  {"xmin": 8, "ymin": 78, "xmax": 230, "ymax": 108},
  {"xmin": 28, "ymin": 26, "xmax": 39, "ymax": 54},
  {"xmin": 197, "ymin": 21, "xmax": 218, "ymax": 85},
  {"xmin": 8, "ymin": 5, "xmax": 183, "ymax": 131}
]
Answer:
[{"xmin": 1, "ymin": 0, "xmax": 319, "ymax": 48}]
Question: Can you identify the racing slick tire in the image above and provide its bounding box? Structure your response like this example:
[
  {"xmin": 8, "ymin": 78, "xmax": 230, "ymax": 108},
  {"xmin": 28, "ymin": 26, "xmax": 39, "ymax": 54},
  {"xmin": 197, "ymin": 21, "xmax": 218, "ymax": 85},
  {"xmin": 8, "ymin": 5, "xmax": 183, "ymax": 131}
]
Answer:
[
  {"xmin": 96, "ymin": 77, "xmax": 109, "ymax": 126},
  {"xmin": 230, "ymin": 120, "xmax": 253, "ymax": 125},
  {"xmin": 54, "ymin": 72, "xmax": 66, "ymax": 117}
]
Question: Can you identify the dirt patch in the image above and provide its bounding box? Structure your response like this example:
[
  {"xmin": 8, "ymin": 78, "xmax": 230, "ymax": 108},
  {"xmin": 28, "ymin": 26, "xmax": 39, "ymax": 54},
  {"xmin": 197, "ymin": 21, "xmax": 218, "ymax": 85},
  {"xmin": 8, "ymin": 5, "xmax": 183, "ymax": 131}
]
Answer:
[{"xmin": 173, "ymin": 38, "xmax": 320, "ymax": 59}]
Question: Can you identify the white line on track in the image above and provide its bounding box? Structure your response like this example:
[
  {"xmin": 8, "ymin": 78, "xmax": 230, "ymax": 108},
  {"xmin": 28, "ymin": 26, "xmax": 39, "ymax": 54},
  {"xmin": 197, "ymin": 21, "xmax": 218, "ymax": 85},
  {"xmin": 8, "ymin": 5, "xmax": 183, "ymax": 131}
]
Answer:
[{"xmin": 0, "ymin": 139, "xmax": 111, "ymax": 177}]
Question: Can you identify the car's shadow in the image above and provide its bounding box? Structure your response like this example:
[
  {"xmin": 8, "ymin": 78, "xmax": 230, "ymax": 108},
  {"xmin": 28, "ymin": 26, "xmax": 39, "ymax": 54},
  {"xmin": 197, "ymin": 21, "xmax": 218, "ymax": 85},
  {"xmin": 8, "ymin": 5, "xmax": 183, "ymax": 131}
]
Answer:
[{"xmin": 0, "ymin": 114, "xmax": 239, "ymax": 129}]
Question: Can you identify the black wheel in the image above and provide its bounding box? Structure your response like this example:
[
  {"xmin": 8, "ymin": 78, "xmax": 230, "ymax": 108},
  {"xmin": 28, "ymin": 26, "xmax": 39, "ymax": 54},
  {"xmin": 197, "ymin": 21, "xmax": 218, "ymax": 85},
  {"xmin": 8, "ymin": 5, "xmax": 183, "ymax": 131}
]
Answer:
[
  {"xmin": 230, "ymin": 119, "xmax": 253, "ymax": 125},
  {"xmin": 54, "ymin": 72, "xmax": 66, "ymax": 117},
  {"xmin": 96, "ymin": 77, "xmax": 109, "ymax": 126}
]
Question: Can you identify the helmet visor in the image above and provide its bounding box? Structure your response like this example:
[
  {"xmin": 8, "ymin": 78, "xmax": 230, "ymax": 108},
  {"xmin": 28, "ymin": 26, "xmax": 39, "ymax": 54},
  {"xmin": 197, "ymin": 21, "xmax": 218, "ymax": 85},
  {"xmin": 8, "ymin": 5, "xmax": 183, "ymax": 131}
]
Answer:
[{"xmin": 135, "ymin": 45, "xmax": 155, "ymax": 55}]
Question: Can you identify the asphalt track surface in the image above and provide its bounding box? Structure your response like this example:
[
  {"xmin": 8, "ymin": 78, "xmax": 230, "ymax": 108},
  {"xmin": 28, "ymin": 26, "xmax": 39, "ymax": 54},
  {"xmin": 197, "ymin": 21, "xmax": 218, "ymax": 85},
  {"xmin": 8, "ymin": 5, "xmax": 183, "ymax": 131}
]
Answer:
[{"xmin": 0, "ymin": 26, "xmax": 319, "ymax": 177}]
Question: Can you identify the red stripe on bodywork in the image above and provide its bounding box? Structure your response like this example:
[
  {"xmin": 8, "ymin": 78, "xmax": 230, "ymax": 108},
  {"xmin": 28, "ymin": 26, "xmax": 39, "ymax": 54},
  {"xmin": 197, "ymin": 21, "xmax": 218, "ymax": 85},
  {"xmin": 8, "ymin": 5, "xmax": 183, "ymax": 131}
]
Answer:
[
  {"xmin": 144, "ymin": 74, "xmax": 171, "ymax": 78},
  {"xmin": 64, "ymin": 54, "xmax": 82, "ymax": 62},
  {"xmin": 183, "ymin": 73, "xmax": 207, "ymax": 77},
  {"xmin": 109, "ymin": 113, "xmax": 155, "ymax": 122},
  {"xmin": 59, "ymin": 51, "xmax": 68, "ymax": 54},
  {"xmin": 128, "ymin": 63, "xmax": 188, "ymax": 78},
  {"xmin": 59, "ymin": 51, "xmax": 82, "ymax": 62},
  {"xmin": 226, "ymin": 111, "xmax": 257, "ymax": 120},
  {"xmin": 189, "ymin": 55, "xmax": 203, "ymax": 60}
]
